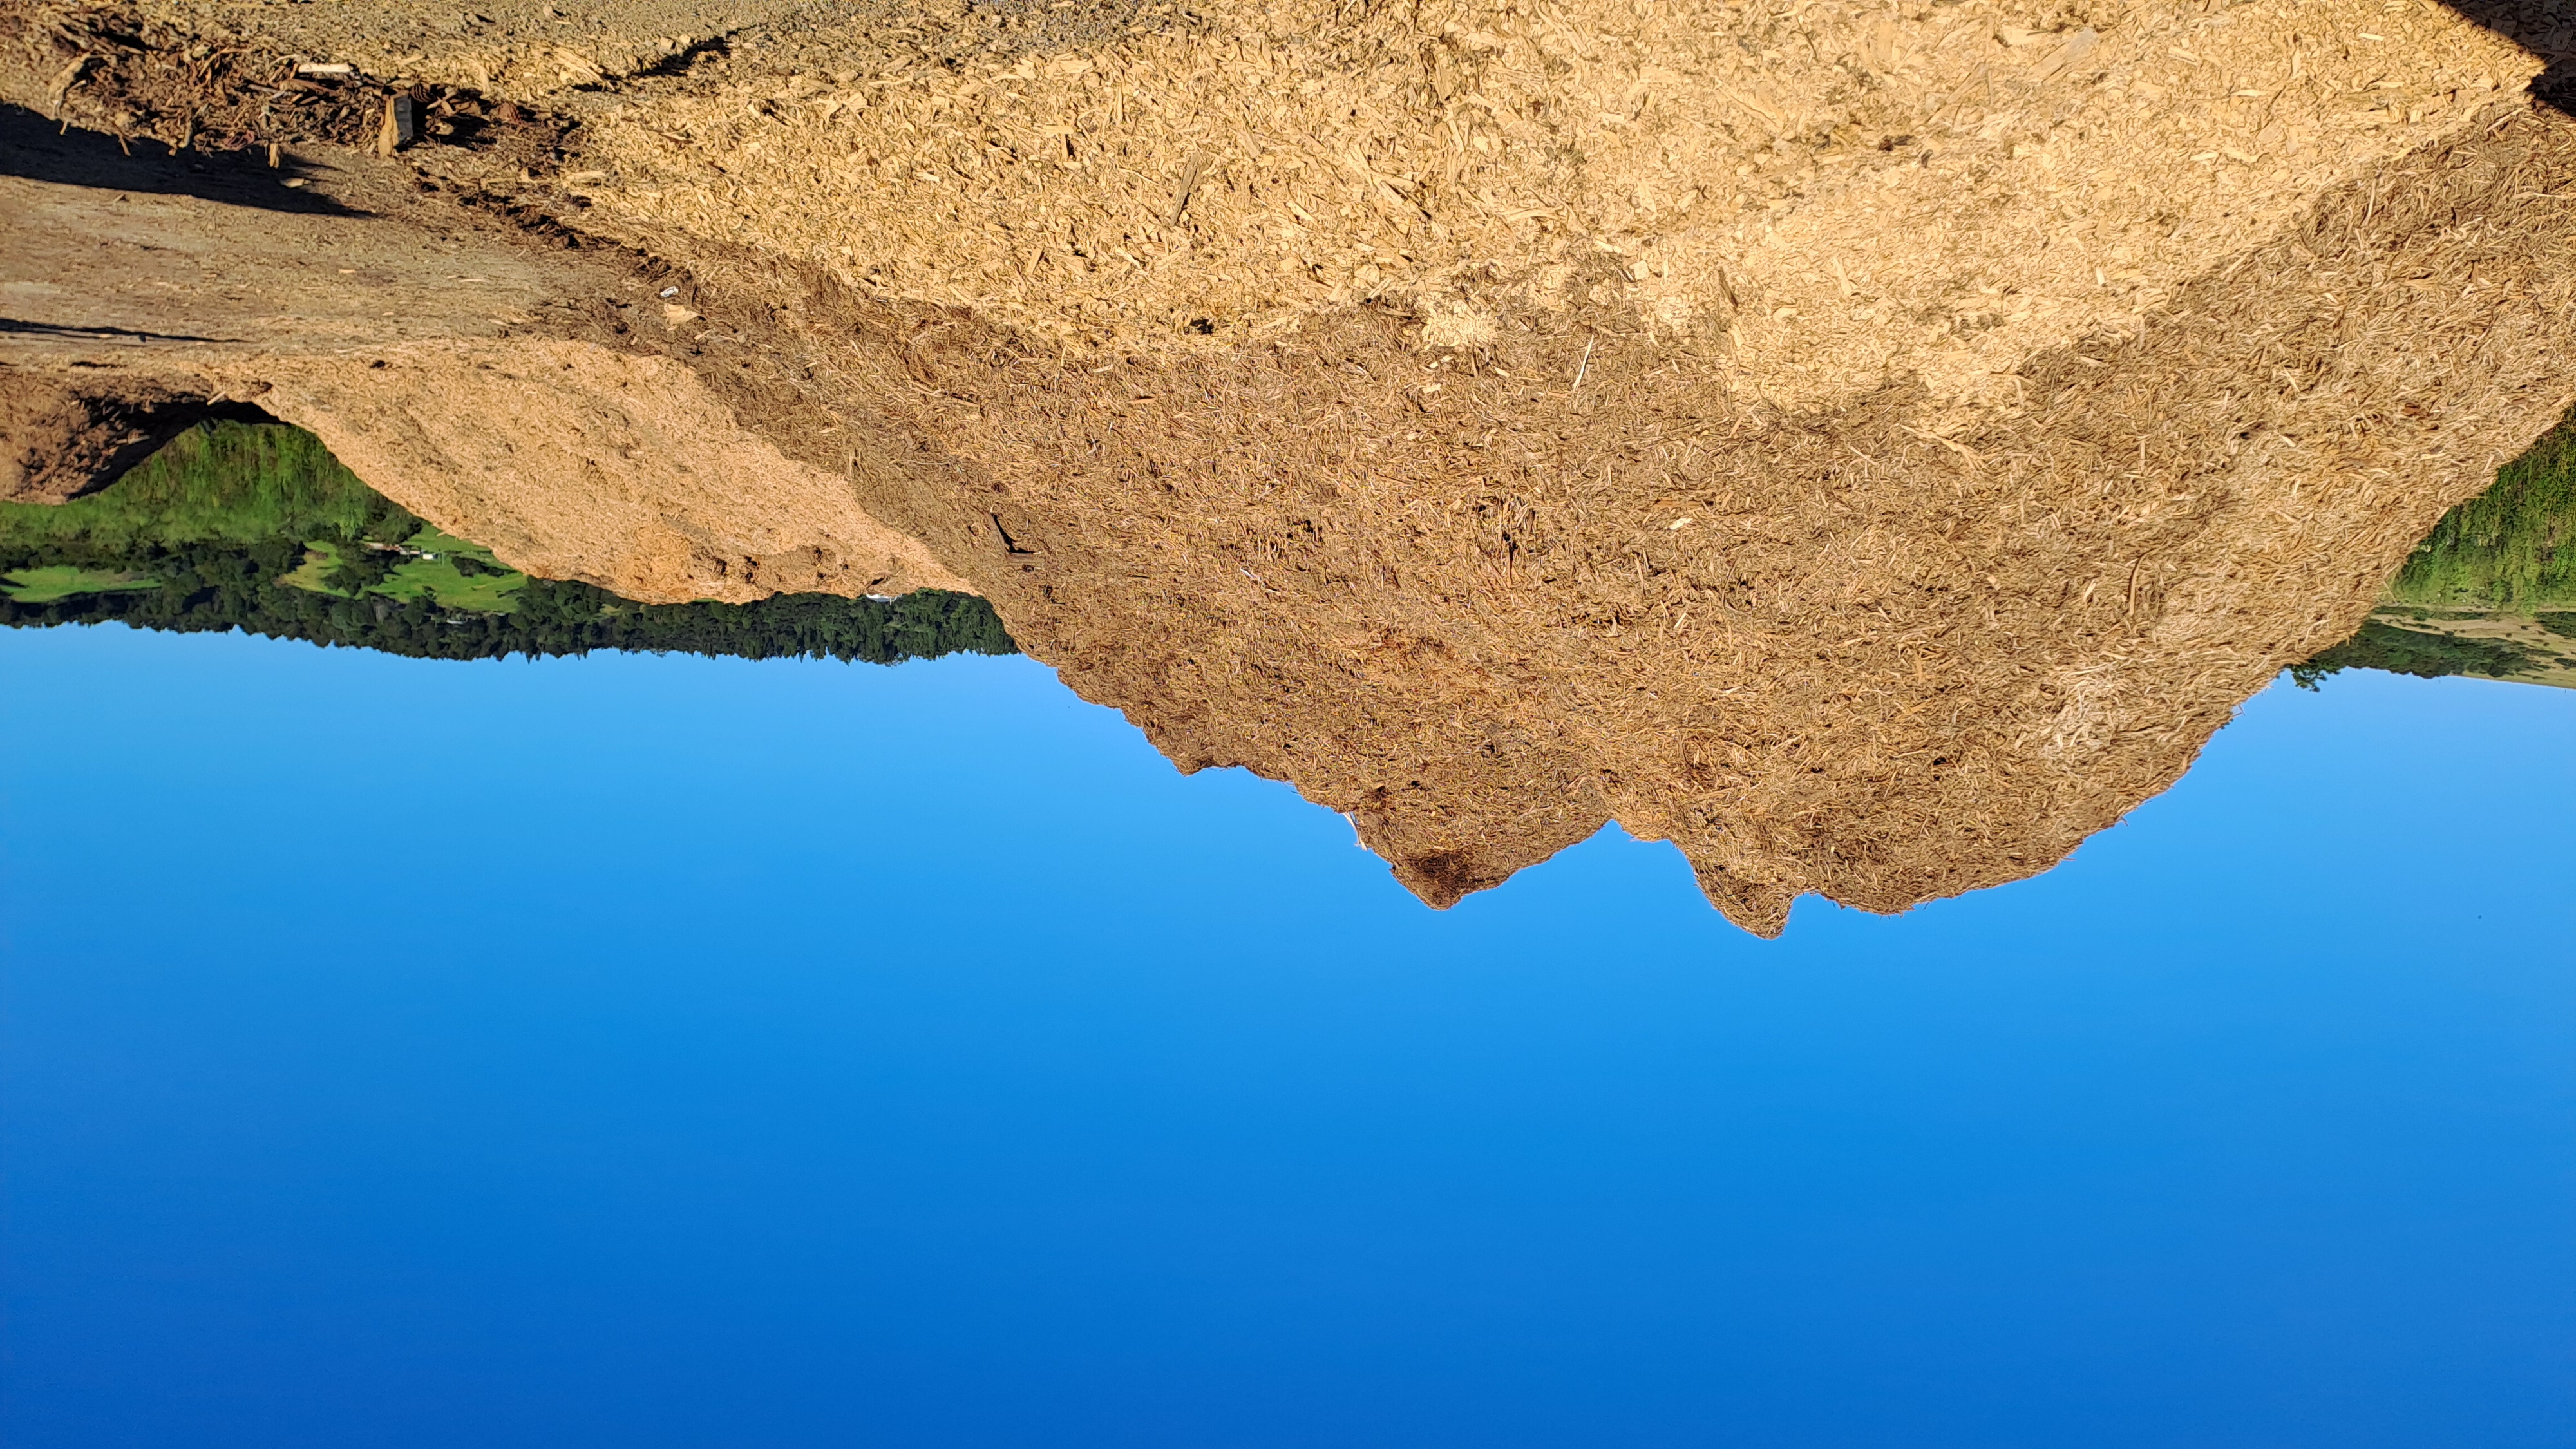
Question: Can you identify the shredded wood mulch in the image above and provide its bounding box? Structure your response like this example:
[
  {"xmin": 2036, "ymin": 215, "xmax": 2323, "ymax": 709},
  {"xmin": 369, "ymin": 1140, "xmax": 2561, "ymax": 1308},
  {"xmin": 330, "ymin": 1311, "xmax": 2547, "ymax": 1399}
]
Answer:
[{"xmin": 8, "ymin": 0, "xmax": 2575, "ymax": 931}]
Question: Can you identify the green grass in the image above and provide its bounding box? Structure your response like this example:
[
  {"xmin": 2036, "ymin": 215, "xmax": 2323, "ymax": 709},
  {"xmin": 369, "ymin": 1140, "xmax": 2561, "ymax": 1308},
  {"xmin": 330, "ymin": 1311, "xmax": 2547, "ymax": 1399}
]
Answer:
[
  {"xmin": 277, "ymin": 543, "xmax": 352, "ymax": 596},
  {"xmin": 403, "ymin": 525, "xmax": 506, "ymax": 570},
  {"xmin": 374, "ymin": 554, "xmax": 526, "ymax": 613},
  {"xmin": 276, "ymin": 535, "xmax": 527, "ymax": 614},
  {"xmin": 0, "ymin": 419, "xmax": 527, "ymax": 616},
  {"xmin": 0, "ymin": 421, "xmax": 419, "ymax": 554},
  {"xmin": 2386, "ymin": 417, "xmax": 2576, "ymax": 609},
  {"xmin": 1, "ymin": 565, "xmax": 158, "ymax": 604}
]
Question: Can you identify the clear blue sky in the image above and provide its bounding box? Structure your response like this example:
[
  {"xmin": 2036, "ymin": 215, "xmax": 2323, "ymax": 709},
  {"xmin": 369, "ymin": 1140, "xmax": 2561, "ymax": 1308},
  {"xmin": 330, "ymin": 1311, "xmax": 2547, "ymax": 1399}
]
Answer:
[{"xmin": 3, "ymin": 621, "xmax": 2571, "ymax": 1448}]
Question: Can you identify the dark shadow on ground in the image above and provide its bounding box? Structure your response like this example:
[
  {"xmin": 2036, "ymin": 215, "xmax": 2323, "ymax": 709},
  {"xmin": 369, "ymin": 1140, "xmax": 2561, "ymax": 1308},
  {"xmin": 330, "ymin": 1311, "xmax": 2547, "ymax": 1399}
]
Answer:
[
  {"xmin": 0, "ymin": 319, "xmax": 232, "ymax": 345},
  {"xmin": 0, "ymin": 102, "xmax": 356, "ymax": 214},
  {"xmin": 2442, "ymin": 0, "xmax": 2576, "ymax": 113}
]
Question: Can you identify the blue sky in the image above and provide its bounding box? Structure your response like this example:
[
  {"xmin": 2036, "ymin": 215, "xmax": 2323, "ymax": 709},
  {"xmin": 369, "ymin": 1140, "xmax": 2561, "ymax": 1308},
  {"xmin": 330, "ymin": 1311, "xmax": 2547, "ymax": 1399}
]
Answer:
[{"xmin": 3, "ymin": 621, "xmax": 2571, "ymax": 1448}]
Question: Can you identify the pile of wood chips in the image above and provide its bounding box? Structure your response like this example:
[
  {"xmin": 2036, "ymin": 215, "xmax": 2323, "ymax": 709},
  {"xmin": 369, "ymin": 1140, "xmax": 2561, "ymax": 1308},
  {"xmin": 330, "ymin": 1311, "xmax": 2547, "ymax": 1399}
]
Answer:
[{"xmin": 9, "ymin": 0, "xmax": 2575, "ymax": 930}]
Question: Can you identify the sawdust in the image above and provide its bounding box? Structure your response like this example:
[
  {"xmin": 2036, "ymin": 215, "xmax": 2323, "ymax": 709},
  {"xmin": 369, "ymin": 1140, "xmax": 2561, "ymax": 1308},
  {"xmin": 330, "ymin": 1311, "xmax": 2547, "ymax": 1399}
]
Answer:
[
  {"xmin": 560, "ymin": 0, "xmax": 2535, "ymax": 413},
  {"xmin": 8, "ymin": 0, "xmax": 2575, "ymax": 932},
  {"xmin": 249, "ymin": 339, "xmax": 975, "ymax": 601}
]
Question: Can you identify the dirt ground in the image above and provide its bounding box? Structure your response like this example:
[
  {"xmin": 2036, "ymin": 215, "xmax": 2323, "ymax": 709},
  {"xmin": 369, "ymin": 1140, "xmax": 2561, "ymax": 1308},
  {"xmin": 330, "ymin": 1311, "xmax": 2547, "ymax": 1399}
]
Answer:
[
  {"xmin": 0, "ymin": 114, "xmax": 966, "ymax": 599},
  {"xmin": 6, "ymin": 0, "xmax": 2574, "ymax": 933}
]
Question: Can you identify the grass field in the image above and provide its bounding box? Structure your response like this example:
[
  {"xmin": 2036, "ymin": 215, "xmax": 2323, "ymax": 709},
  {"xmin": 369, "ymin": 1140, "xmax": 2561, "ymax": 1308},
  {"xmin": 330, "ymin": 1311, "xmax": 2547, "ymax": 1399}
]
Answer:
[
  {"xmin": 279, "ymin": 536, "xmax": 528, "ymax": 614},
  {"xmin": 374, "ymin": 553, "xmax": 526, "ymax": 613},
  {"xmin": 1, "ymin": 566, "xmax": 158, "ymax": 605}
]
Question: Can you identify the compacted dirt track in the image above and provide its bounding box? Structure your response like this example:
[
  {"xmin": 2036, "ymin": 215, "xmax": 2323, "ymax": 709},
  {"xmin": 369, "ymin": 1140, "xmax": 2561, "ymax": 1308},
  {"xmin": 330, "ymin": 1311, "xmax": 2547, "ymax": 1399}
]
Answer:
[{"xmin": 6, "ymin": 0, "xmax": 2573, "ymax": 931}]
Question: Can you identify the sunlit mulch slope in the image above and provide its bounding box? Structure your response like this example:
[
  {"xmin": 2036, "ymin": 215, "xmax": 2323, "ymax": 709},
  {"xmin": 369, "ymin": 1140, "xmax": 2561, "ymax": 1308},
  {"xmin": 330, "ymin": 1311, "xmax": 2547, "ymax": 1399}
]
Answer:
[{"xmin": 578, "ymin": 0, "xmax": 2576, "ymax": 933}]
